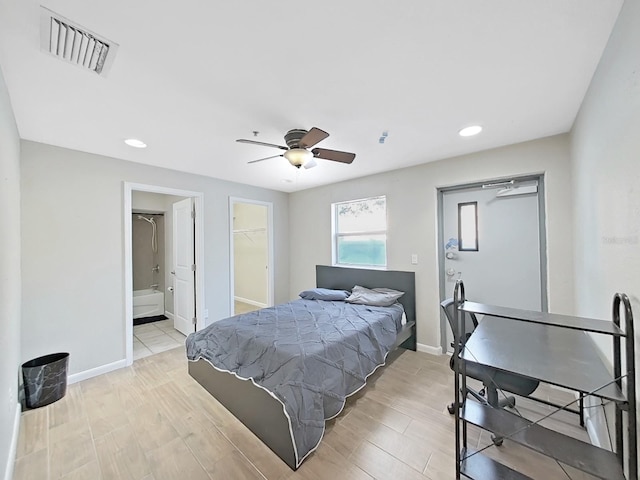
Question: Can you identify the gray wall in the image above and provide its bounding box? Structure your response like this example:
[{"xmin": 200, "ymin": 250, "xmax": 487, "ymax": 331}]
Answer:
[
  {"xmin": 289, "ymin": 134, "xmax": 574, "ymax": 350},
  {"xmin": 0, "ymin": 65, "xmax": 21, "ymax": 479},
  {"xmin": 571, "ymin": 0, "xmax": 640, "ymax": 380},
  {"xmin": 20, "ymin": 141, "xmax": 289, "ymax": 376}
]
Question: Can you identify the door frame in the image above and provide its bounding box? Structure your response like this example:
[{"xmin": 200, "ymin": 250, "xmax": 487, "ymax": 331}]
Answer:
[
  {"xmin": 229, "ymin": 197, "xmax": 274, "ymax": 314},
  {"xmin": 124, "ymin": 182, "xmax": 205, "ymax": 366},
  {"xmin": 436, "ymin": 173, "xmax": 548, "ymax": 352}
]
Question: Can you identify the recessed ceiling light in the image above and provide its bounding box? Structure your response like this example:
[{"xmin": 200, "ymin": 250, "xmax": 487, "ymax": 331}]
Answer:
[
  {"xmin": 459, "ymin": 125, "xmax": 483, "ymax": 137},
  {"xmin": 124, "ymin": 138, "xmax": 147, "ymax": 148}
]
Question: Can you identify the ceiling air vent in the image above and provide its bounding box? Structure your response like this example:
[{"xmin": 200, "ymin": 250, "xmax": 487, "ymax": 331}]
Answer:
[{"xmin": 39, "ymin": 7, "xmax": 118, "ymax": 76}]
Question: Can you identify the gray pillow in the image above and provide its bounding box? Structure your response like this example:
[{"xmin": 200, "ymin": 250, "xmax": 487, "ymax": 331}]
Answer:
[
  {"xmin": 299, "ymin": 288, "xmax": 350, "ymax": 301},
  {"xmin": 345, "ymin": 285, "xmax": 405, "ymax": 307}
]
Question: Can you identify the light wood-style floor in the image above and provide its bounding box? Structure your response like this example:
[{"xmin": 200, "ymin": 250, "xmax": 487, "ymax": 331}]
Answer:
[{"xmin": 13, "ymin": 347, "xmax": 598, "ymax": 480}]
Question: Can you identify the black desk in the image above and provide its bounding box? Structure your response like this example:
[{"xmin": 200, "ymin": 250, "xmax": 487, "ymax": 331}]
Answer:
[
  {"xmin": 452, "ymin": 298, "xmax": 634, "ymax": 480},
  {"xmin": 461, "ymin": 315, "xmax": 625, "ymax": 403},
  {"xmin": 461, "ymin": 301, "xmax": 624, "ymax": 336}
]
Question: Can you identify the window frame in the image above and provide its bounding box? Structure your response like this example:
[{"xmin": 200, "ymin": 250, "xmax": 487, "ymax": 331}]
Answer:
[{"xmin": 331, "ymin": 195, "xmax": 388, "ymax": 268}]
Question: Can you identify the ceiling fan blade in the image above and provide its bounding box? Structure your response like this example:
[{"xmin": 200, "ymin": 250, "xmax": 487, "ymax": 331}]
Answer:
[
  {"xmin": 299, "ymin": 127, "xmax": 329, "ymax": 149},
  {"xmin": 311, "ymin": 148, "xmax": 356, "ymax": 164},
  {"xmin": 248, "ymin": 154, "xmax": 283, "ymax": 164},
  {"xmin": 303, "ymin": 158, "xmax": 317, "ymax": 169},
  {"xmin": 237, "ymin": 139, "xmax": 288, "ymax": 151}
]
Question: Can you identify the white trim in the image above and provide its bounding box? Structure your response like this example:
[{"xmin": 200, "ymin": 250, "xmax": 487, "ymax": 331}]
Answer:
[
  {"xmin": 3, "ymin": 401, "xmax": 20, "ymax": 480},
  {"xmin": 417, "ymin": 342, "xmax": 444, "ymax": 356},
  {"xmin": 234, "ymin": 296, "xmax": 268, "ymax": 309},
  {"xmin": 164, "ymin": 311, "xmax": 175, "ymax": 321},
  {"xmin": 585, "ymin": 414, "xmax": 605, "ymax": 449},
  {"xmin": 229, "ymin": 197, "xmax": 274, "ymax": 315},
  {"xmin": 124, "ymin": 182, "xmax": 206, "ymax": 365},
  {"xmin": 68, "ymin": 359, "xmax": 127, "ymax": 385},
  {"xmin": 582, "ymin": 394, "xmax": 612, "ymax": 450}
]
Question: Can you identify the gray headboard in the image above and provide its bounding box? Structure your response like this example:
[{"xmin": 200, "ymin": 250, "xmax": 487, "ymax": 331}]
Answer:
[{"xmin": 315, "ymin": 265, "xmax": 416, "ymax": 324}]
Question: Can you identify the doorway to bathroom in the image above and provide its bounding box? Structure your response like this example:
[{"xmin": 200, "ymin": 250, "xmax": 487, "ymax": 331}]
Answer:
[
  {"xmin": 124, "ymin": 182, "xmax": 205, "ymax": 366},
  {"xmin": 229, "ymin": 197, "xmax": 274, "ymax": 315}
]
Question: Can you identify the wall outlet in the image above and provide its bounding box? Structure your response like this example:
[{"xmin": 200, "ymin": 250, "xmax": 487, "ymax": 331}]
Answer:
[
  {"xmin": 204, "ymin": 309, "xmax": 209, "ymax": 319},
  {"xmin": 411, "ymin": 254, "xmax": 418, "ymax": 265}
]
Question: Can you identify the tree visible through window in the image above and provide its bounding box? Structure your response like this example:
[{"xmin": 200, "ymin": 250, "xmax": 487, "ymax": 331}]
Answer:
[{"xmin": 333, "ymin": 196, "xmax": 387, "ymax": 267}]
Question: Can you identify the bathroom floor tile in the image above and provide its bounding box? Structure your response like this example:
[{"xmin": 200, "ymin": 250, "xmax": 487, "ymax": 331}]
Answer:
[
  {"xmin": 134, "ymin": 324, "xmax": 185, "ymax": 359},
  {"xmin": 167, "ymin": 331, "xmax": 187, "ymax": 343},
  {"xmin": 135, "ymin": 330, "xmax": 167, "ymax": 343},
  {"xmin": 133, "ymin": 345, "xmax": 153, "ymax": 360},
  {"xmin": 155, "ymin": 319, "xmax": 175, "ymax": 331}
]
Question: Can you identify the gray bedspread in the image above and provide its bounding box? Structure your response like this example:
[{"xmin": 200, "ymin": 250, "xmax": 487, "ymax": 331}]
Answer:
[{"xmin": 185, "ymin": 298, "xmax": 404, "ymax": 467}]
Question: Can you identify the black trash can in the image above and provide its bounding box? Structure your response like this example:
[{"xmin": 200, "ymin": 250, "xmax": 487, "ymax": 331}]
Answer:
[{"xmin": 21, "ymin": 352, "xmax": 69, "ymax": 409}]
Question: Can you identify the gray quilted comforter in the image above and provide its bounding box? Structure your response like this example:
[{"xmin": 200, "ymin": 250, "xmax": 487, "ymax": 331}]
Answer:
[{"xmin": 185, "ymin": 298, "xmax": 404, "ymax": 467}]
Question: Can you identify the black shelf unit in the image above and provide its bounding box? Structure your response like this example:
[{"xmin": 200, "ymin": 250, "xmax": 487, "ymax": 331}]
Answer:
[{"xmin": 451, "ymin": 280, "xmax": 637, "ymax": 480}]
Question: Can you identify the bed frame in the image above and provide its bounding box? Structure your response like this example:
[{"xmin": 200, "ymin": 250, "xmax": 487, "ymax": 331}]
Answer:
[{"xmin": 188, "ymin": 265, "xmax": 417, "ymax": 470}]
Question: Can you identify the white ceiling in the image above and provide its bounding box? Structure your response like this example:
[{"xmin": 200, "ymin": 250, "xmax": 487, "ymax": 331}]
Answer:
[{"xmin": 0, "ymin": 0, "xmax": 623, "ymax": 192}]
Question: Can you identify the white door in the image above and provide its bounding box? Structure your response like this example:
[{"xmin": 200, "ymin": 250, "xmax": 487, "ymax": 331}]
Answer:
[
  {"xmin": 441, "ymin": 180, "xmax": 543, "ymax": 351},
  {"xmin": 173, "ymin": 198, "xmax": 195, "ymax": 335}
]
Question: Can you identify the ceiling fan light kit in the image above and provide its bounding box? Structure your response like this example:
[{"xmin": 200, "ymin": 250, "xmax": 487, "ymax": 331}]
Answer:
[
  {"xmin": 237, "ymin": 127, "xmax": 356, "ymax": 169},
  {"xmin": 283, "ymin": 148, "xmax": 313, "ymax": 168}
]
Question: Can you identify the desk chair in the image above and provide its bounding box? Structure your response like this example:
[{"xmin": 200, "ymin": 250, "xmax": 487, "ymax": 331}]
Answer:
[{"xmin": 441, "ymin": 298, "xmax": 539, "ymax": 414}]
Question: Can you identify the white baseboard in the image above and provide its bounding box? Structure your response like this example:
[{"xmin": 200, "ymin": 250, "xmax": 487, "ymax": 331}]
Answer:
[
  {"xmin": 68, "ymin": 359, "xmax": 127, "ymax": 385},
  {"xmin": 234, "ymin": 296, "xmax": 268, "ymax": 309},
  {"xmin": 582, "ymin": 394, "xmax": 612, "ymax": 450},
  {"xmin": 3, "ymin": 401, "xmax": 20, "ymax": 480},
  {"xmin": 164, "ymin": 311, "xmax": 174, "ymax": 320},
  {"xmin": 417, "ymin": 342, "xmax": 443, "ymax": 356}
]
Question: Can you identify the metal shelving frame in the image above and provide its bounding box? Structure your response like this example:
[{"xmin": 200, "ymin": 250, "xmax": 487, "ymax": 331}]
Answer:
[{"xmin": 452, "ymin": 280, "xmax": 637, "ymax": 480}]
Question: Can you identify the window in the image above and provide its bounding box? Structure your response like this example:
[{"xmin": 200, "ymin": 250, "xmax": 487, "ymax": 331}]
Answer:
[
  {"xmin": 458, "ymin": 202, "xmax": 478, "ymax": 251},
  {"xmin": 333, "ymin": 196, "xmax": 387, "ymax": 267}
]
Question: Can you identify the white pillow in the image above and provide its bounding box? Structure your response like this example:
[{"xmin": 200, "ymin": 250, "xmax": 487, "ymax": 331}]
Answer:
[{"xmin": 345, "ymin": 285, "xmax": 405, "ymax": 307}]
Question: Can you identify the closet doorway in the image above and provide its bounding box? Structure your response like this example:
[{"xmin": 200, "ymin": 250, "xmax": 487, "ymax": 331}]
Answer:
[{"xmin": 229, "ymin": 198, "xmax": 274, "ymax": 315}]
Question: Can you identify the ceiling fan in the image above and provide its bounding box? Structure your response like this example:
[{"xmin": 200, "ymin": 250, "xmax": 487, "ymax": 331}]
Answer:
[{"xmin": 237, "ymin": 127, "xmax": 356, "ymax": 169}]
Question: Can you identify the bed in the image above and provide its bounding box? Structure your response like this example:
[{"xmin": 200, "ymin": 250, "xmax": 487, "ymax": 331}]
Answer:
[{"xmin": 186, "ymin": 265, "xmax": 416, "ymax": 470}]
